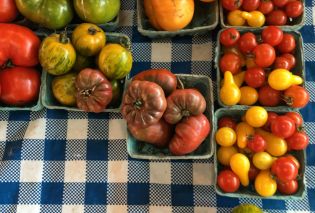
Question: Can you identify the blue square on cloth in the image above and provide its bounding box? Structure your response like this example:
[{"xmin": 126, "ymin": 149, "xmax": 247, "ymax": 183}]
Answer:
[
  {"xmin": 88, "ymin": 112, "xmax": 109, "ymax": 120},
  {"xmin": 216, "ymin": 195, "xmax": 239, "ymax": 208},
  {"xmin": 0, "ymin": 182, "xmax": 19, "ymax": 204},
  {"xmin": 46, "ymin": 109, "xmax": 68, "ymax": 119},
  {"xmin": 132, "ymin": 26, "xmax": 152, "ymax": 43},
  {"xmin": 44, "ymin": 139, "xmax": 66, "ymax": 161},
  {"xmin": 171, "ymin": 62, "xmax": 192, "ymax": 74},
  {"xmin": 300, "ymin": 103, "xmax": 315, "ymax": 122},
  {"xmin": 309, "ymin": 188, "xmax": 315, "ymax": 211},
  {"xmin": 127, "ymin": 183, "xmax": 150, "ymax": 205},
  {"xmin": 3, "ymin": 140, "xmax": 22, "ymax": 160},
  {"xmin": 300, "ymin": 26, "xmax": 315, "ymax": 43},
  {"xmin": 130, "ymin": 62, "xmax": 152, "ymax": 77},
  {"xmin": 307, "ymin": 144, "xmax": 315, "ymax": 165},
  {"xmin": 305, "ymin": 62, "xmax": 315, "ymax": 81},
  {"xmin": 8, "ymin": 111, "xmax": 30, "ymax": 121},
  {"xmin": 41, "ymin": 182, "xmax": 64, "ymax": 204},
  {"xmin": 85, "ymin": 182, "xmax": 107, "ymax": 204},
  {"xmin": 262, "ymin": 199, "xmax": 286, "ymax": 210},
  {"xmin": 86, "ymin": 139, "xmax": 108, "ymax": 160},
  {"xmin": 171, "ymin": 184, "xmax": 194, "ymax": 206}
]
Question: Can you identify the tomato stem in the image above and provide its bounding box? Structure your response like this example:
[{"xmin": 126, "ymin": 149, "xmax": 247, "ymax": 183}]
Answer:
[
  {"xmin": 80, "ymin": 86, "xmax": 96, "ymax": 97},
  {"xmin": 134, "ymin": 100, "xmax": 143, "ymax": 109},
  {"xmin": 181, "ymin": 110, "xmax": 190, "ymax": 117},
  {"xmin": 88, "ymin": 27, "xmax": 100, "ymax": 35},
  {"xmin": 59, "ymin": 31, "xmax": 69, "ymax": 44}
]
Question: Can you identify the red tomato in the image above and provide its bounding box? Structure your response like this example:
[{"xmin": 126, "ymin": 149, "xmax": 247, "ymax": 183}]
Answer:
[
  {"xmin": 285, "ymin": 112, "xmax": 303, "ymax": 128},
  {"xmin": 244, "ymin": 67, "xmax": 266, "ymax": 88},
  {"xmin": 220, "ymin": 28, "xmax": 240, "ymax": 47},
  {"xmin": 253, "ymin": 44, "xmax": 276, "ymax": 68},
  {"xmin": 0, "ymin": 67, "xmax": 40, "ymax": 106},
  {"xmin": 263, "ymin": 111, "xmax": 278, "ymax": 131},
  {"xmin": 258, "ymin": 85, "xmax": 282, "ymax": 107},
  {"xmin": 277, "ymin": 33, "xmax": 296, "ymax": 53},
  {"xmin": 272, "ymin": 0, "xmax": 288, "ymax": 7},
  {"xmin": 271, "ymin": 115, "xmax": 296, "ymax": 139},
  {"xmin": 258, "ymin": 0, "xmax": 274, "ymax": 14},
  {"xmin": 220, "ymin": 53, "xmax": 241, "ymax": 74},
  {"xmin": 266, "ymin": 10, "xmax": 287, "ymax": 25},
  {"xmin": 271, "ymin": 157, "xmax": 298, "ymax": 182},
  {"xmin": 217, "ymin": 170, "xmax": 240, "ymax": 193},
  {"xmin": 278, "ymin": 180, "xmax": 298, "ymax": 195},
  {"xmin": 285, "ymin": 154, "xmax": 300, "ymax": 170},
  {"xmin": 247, "ymin": 134, "xmax": 266, "ymax": 153},
  {"xmin": 0, "ymin": 0, "xmax": 18, "ymax": 23},
  {"xmin": 287, "ymin": 131, "xmax": 309, "ymax": 150},
  {"xmin": 282, "ymin": 53, "xmax": 296, "ymax": 69},
  {"xmin": 222, "ymin": 0, "xmax": 243, "ymax": 11},
  {"xmin": 248, "ymin": 163, "xmax": 260, "ymax": 181},
  {"xmin": 238, "ymin": 32, "xmax": 258, "ymax": 54},
  {"xmin": 284, "ymin": 85, "xmax": 310, "ymax": 108},
  {"xmin": 274, "ymin": 56, "xmax": 292, "ymax": 70},
  {"xmin": 218, "ymin": 116, "xmax": 237, "ymax": 130},
  {"xmin": 285, "ymin": 1, "xmax": 303, "ymax": 18},
  {"xmin": 242, "ymin": 0, "xmax": 261, "ymax": 11},
  {"xmin": 262, "ymin": 26, "xmax": 284, "ymax": 47}
]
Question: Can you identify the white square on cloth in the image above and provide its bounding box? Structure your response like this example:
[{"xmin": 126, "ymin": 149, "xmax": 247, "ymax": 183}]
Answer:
[
  {"xmin": 149, "ymin": 206, "xmax": 172, "ymax": 213},
  {"xmin": 192, "ymin": 43, "xmax": 212, "ymax": 61},
  {"xmin": 120, "ymin": 10, "xmax": 134, "ymax": 27},
  {"xmin": 194, "ymin": 207, "xmax": 217, "ymax": 213},
  {"xmin": 0, "ymin": 121, "xmax": 8, "ymax": 140},
  {"xmin": 151, "ymin": 43, "xmax": 172, "ymax": 62},
  {"xmin": 107, "ymin": 161, "xmax": 128, "ymax": 183},
  {"xmin": 64, "ymin": 161, "xmax": 86, "ymax": 182},
  {"xmin": 16, "ymin": 205, "xmax": 40, "ymax": 213},
  {"xmin": 67, "ymin": 119, "xmax": 88, "ymax": 140},
  {"xmin": 62, "ymin": 205, "xmax": 84, "ymax": 213},
  {"xmin": 24, "ymin": 118, "xmax": 46, "ymax": 139},
  {"xmin": 193, "ymin": 163, "xmax": 214, "ymax": 185},
  {"xmin": 150, "ymin": 162, "xmax": 171, "ymax": 184},
  {"xmin": 20, "ymin": 160, "xmax": 43, "ymax": 182},
  {"xmin": 107, "ymin": 205, "xmax": 127, "ymax": 213},
  {"xmin": 109, "ymin": 119, "xmax": 127, "ymax": 140}
]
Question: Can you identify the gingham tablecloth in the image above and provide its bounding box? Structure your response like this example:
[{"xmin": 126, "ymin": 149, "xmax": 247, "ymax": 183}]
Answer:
[{"xmin": 0, "ymin": 1, "xmax": 315, "ymax": 212}]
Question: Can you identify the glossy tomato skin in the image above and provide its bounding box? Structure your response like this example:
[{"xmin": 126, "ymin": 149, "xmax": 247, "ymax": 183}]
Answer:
[
  {"xmin": 282, "ymin": 53, "xmax": 296, "ymax": 69},
  {"xmin": 222, "ymin": 0, "xmax": 243, "ymax": 11},
  {"xmin": 253, "ymin": 44, "xmax": 276, "ymax": 68},
  {"xmin": 169, "ymin": 114, "xmax": 210, "ymax": 155},
  {"xmin": 262, "ymin": 26, "xmax": 283, "ymax": 47},
  {"xmin": 277, "ymin": 33, "xmax": 296, "ymax": 53},
  {"xmin": 263, "ymin": 111, "xmax": 278, "ymax": 131},
  {"xmin": 0, "ymin": 24, "xmax": 40, "ymax": 67},
  {"xmin": 242, "ymin": 0, "xmax": 261, "ymax": 12},
  {"xmin": 285, "ymin": 1, "xmax": 303, "ymax": 18},
  {"xmin": 271, "ymin": 115, "xmax": 296, "ymax": 139},
  {"xmin": 272, "ymin": 0, "xmax": 288, "ymax": 7},
  {"xmin": 258, "ymin": 85, "xmax": 282, "ymax": 107},
  {"xmin": 0, "ymin": 0, "xmax": 18, "ymax": 22},
  {"xmin": 0, "ymin": 67, "xmax": 40, "ymax": 106},
  {"xmin": 217, "ymin": 170, "xmax": 240, "ymax": 193},
  {"xmin": 218, "ymin": 116, "xmax": 237, "ymax": 130},
  {"xmin": 287, "ymin": 131, "xmax": 309, "ymax": 150},
  {"xmin": 266, "ymin": 10, "xmax": 287, "ymax": 25},
  {"xmin": 285, "ymin": 112, "xmax": 303, "ymax": 128},
  {"xmin": 220, "ymin": 53, "xmax": 241, "ymax": 74},
  {"xmin": 274, "ymin": 56, "xmax": 291, "ymax": 70},
  {"xmin": 247, "ymin": 134, "xmax": 266, "ymax": 152},
  {"xmin": 258, "ymin": 0, "xmax": 274, "ymax": 14},
  {"xmin": 245, "ymin": 67, "xmax": 266, "ymax": 88},
  {"xmin": 284, "ymin": 85, "xmax": 310, "ymax": 108},
  {"xmin": 238, "ymin": 32, "xmax": 258, "ymax": 54},
  {"xmin": 220, "ymin": 28, "xmax": 240, "ymax": 47},
  {"xmin": 278, "ymin": 180, "xmax": 298, "ymax": 195},
  {"xmin": 271, "ymin": 157, "xmax": 298, "ymax": 182}
]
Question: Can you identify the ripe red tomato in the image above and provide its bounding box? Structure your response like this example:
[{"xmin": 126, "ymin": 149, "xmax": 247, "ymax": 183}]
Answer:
[
  {"xmin": 262, "ymin": 26, "xmax": 283, "ymax": 47},
  {"xmin": 222, "ymin": 0, "xmax": 243, "ymax": 11},
  {"xmin": 266, "ymin": 10, "xmax": 287, "ymax": 25},
  {"xmin": 0, "ymin": 0, "xmax": 18, "ymax": 23},
  {"xmin": 282, "ymin": 53, "xmax": 296, "ymax": 69},
  {"xmin": 242, "ymin": 0, "xmax": 261, "ymax": 11},
  {"xmin": 277, "ymin": 33, "xmax": 296, "ymax": 53},
  {"xmin": 0, "ymin": 67, "xmax": 40, "ymax": 106},
  {"xmin": 272, "ymin": 0, "xmax": 288, "ymax": 7},
  {"xmin": 263, "ymin": 112, "xmax": 278, "ymax": 131},
  {"xmin": 285, "ymin": 112, "xmax": 303, "ymax": 128},
  {"xmin": 287, "ymin": 131, "xmax": 309, "ymax": 150},
  {"xmin": 244, "ymin": 67, "xmax": 266, "ymax": 88},
  {"xmin": 217, "ymin": 170, "xmax": 240, "ymax": 193},
  {"xmin": 278, "ymin": 180, "xmax": 298, "ymax": 195},
  {"xmin": 271, "ymin": 115, "xmax": 296, "ymax": 139},
  {"xmin": 247, "ymin": 134, "xmax": 266, "ymax": 153},
  {"xmin": 284, "ymin": 85, "xmax": 310, "ymax": 108},
  {"xmin": 238, "ymin": 32, "xmax": 258, "ymax": 54},
  {"xmin": 248, "ymin": 163, "xmax": 259, "ymax": 181},
  {"xmin": 218, "ymin": 116, "xmax": 237, "ymax": 130},
  {"xmin": 220, "ymin": 28, "xmax": 240, "ymax": 47},
  {"xmin": 274, "ymin": 56, "xmax": 292, "ymax": 70},
  {"xmin": 258, "ymin": 0, "xmax": 274, "ymax": 14},
  {"xmin": 253, "ymin": 44, "xmax": 276, "ymax": 68},
  {"xmin": 271, "ymin": 157, "xmax": 298, "ymax": 182},
  {"xmin": 220, "ymin": 53, "xmax": 241, "ymax": 74},
  {"xmin": 258, "ymin": 85, "xmax": 282, "ymax": 107},
  {"xmin": 285, "ymin": 1, "xmax": 303, "ymax": 18},
  {"xmin": 285, "ymin": 154, "xmax": 300, "ymax": 170}
]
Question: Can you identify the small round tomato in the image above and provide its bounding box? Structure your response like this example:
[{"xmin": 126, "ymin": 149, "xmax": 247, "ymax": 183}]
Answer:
[
  {"xmin": 287, "ymin": 131, "xmax": 309, "ymax": 150},
  {"xmin": 216, "ymin": 127, "xmax": 237, "ymax": 147},
  {"xmin": 266, "ymin": 10, "xmax": 287, "ymax": 25},
  {"xmin": 285, "ymin": 1, "xmax": 303, "ymax": 18},
  {"xmin": 248, "ymin": 163, "xmax": 259, "ymax": 181},
  {"xmin": 247, "ymin": 134, "xmax": 266, "ymax": 153},
  {"xmin": 222, "ymin": 0, "xmax": 243, "ymax": 11},
  {"xmin": 274, "ymin": 56, "xmax": 292, "ymax": 70},
  {"xmin": 272, "ymin": 0, "xmax": 288, "ymax": 7},
  {"xmin": 244, "ymin": 67, "xmax": 266, "ymax": 88},
  {"xmin": 258, "ymin": 0, "xmax": 274, "ymax": 14},
  {"xmin": 218, "ymin": 116, "xmax": 237, "ymax": 130},
  {"xmin": 271, "ymin": 115, "xmax": 296, "ymax": 139},
  {"xmin": 220, "ymin": 53, "xmax": 241, "ymax": 74},
  {"xmin": 258, "ymin": 85, "xmax": 282, "ymax": 107},
  {"xmin": 0, "ymin": 0, "xmax": 18, "ymax": 22},
  {"xmin": 242, "ymin": 0, "xmax": 261, "ymax": 11},
  {"xmin": 262, "ymin": 26, "xmax": 284, "ymax": 47},
  {"xmin": 217, "ymin": 170, "xmax": 240, "ymax": 193},
  {"xmin": 263, "ymin": 111, "xmax": 278, "ymax": 131},
  {"xmin": 282, "ymin": 53, "xmax": 296, "ymax": 69},
  {"xmin": 285, "ymin": 154, "xmax": 300, "ymax": 170},
  {"xmin": 238, "ymin": 32, "xmax": 258, "ymax": 54},
  {"xmin": 255, "ymin": 170, "xmax": 277, "ymax": 197},
  {"xmin": 245, "ymin": 106, "xmax": 268, "ymax": 128},
  {"xmin": 277, "ymin": 33, "xmax": 296, "ymax": 53},
  {"xmin": 278, "ymin": 180, "xmax": 298, "ymax": 195},
  {"xmin": 253, "ymin": 43, "xmax": 276, "ymax": 68},
  {"xmin": 239, "ymin": 86, "xmax": 258, "ymax": 105},
  {"xmin": 285, "ymin": 112, "xmax": 303, "ymax": 128},
  {"xmin": 284, "ymin": 85, "xmax": 310, "ymax": 108},
  {"xmin": 217, "ymin": 146, "xmax": 238, "ymax": 166},
  {"xmin": 253, "ymin": 151, "xmax": 274, "ymax": 170},
  {"xmin": 271, "ymin": 157, "xmax": 298, "ymax": 182},
  {"xmin": 223, "ymin": 46, "xmax": 246, "ymax": 67},
  {"xmin": 220, "ymin": 28, "xmax": 240, "ymax": 47}
]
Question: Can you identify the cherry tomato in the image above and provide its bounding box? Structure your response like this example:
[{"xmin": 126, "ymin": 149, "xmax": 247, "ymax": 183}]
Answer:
[
  {"xmin": 239, "ymin": 86, "xmax": 258, "ymax": 105},
  {"xmin": 258, "ymin": 85, "xmax": 282, "ymax": 107},
  {"xmin": 247, "ymin": 133, "xmax": 267, "ymax": 153},
  {"xmin": 277, "ymin": 33, "xmax": 296, "ymax": 53},
  {"xmin": 271, "ymin": 115, "xmax": 296, "ymax": 139},
  {"xmin": 253, "ymin": 44, "xmax": 276, "ymax": 68},
  {"xmin": 242, "ymin": 0, "xmax": 261, "ymax": 11},
  {"xmin": 258, "ymin": 0, "xmax": 274, "ymax": 14},
  {"xmin": 0, "ymin": 0, "xmax": 18, "ymax": 22},
  {"xmin": 220, "ymin": 53, "xmax": 241, "ymax": 74},
  {"xmin": 285, "ymin": 154, "xmax": 300, "ymax": 170},
  {"xmin": 248, "ymin": 163, "xmax": 259, "ymax": 181},
  {"xmin": 284, "ymin": 85, "xmax": 310, "ymax": 108},
  {"xmin": 271, "ymin": 157, "xmax": 298, "ymax": 182},
  {"xmin": 217, "ymin": 170, "xmax": 240, "ymax": 193},
  {"xmin": 223, "ymin": 46, "xmax": 246, "ymax": 67},
  {"xmin": 285, "ymin": 112, "xmax": 303, "ymax": 128},
  {"xmin": 262, "ymin": 26, "xmax": 283, "ymax": 47},
  {"xmin": 218, "ymin": 116, "xmax": 237, "ymax": 130},
  {"xmin": 244, "ymin": 67, "xmax": 266, "ymax": 88},
  {"xmin": 278, "ymin": 180, "xmax": 298, "ymax": 195},
  {"xmin": 266, "ymin": 10, "xmax": 287, "ymax": 25},
  {"xmin": 216, "ymin": 127, "xmax": 237, "ymax": 147},
  {"xmin": 222, "ymin": 0, "xmax": 243, "ymax": 11},
  {"xmin": 282, "ymin": 53, "xmax": 296, "ymax": 69},
  {"xmin": 272, "ymin": 0, "xmax": 288, "ymax": 7},
  {"xmin": 220, "ymin": 28, "xmax": 240, "ymax": 47},
  {"xmin": 285, "ymin": 1, "xmax": 303, "ymax": 18},
  {"xmin": 238, "ymin": 32, "xmax": 258, "ymax": 54},
  {"xmin": 245, "ymin": 106, "xmax": 268, "ymax": 128},
  {"xmin": 263, "ymin": 111, "xmax": 278, "ymax": 131},
  {"xmin": 274, "ymin": 56, "xmax": 292, "ymax": 70},
  {"xmin": 217, "ymin": 146, "xmax": 238, "ymax": 166},
  {"xmin": 287, "ymin": 131, "xmax": 309, "ymax": 150}
]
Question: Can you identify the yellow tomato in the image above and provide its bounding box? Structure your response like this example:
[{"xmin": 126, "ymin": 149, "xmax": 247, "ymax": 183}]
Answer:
[
  {"xmin": 268, "ymin": 69, "xmax": 303, "ymax": 91},
  {"xmin": 230, "ymin": 153, "xmax": 250, "ymax": 186},
  {"xmin": 252, "ymin": 152, "xmax": 276, "ymax": 170},
  {"xmin": 227, "ymin": 10, "xmax": 246, "ymax": 26},
  {"xmin": 256, "ymin": 128, "xmax": 288, "ymax": 156},
  {"xmin": 216, "ymin": 127, "xmax": 237, "ymax": 147},
  {"xmin": 233, "ymin": 71, "xmax": 246, "ymax": 87},
  {"xmin": 241, "ymin": 11, "xmax": 265, "ymax": 27},
  {"xmin": 239, "ymin": 86, "xmax": 258, "ymax": 105},
  {"xmin": 245, "ymin": 106, "xmax": 268, "ymax": 128},
  {"xmin": 217, "ymin": 146, "xmax": 238, "ymax": 166},
  {"xmin": 236, "ymin": 122, "xmax": 255, "ymax": 149},
  {"xmin": 255, "ymin": 170, "xmax": 277, "ymax": 197},
  {"xmin": 220, "ymin": 71, "xmax": 241, "ymax": 106}
]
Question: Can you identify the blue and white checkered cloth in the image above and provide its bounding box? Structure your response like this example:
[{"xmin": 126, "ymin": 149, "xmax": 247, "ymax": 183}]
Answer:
[{"xmin": 0, "ymin": 0, "xmax": 315, "ymax": 212}]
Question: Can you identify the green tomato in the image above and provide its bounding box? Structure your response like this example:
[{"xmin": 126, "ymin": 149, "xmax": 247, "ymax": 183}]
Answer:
[
  {"xmin": 52, "ymin": 73, "xmax": 77, "ymax": 106},
  {"xmin": 109, "ymin": 79, "xmax": 123, "ymax": 108},
  {"xmin": 232, "ymin": 204, "xmax": 263, "ymax": 213}
]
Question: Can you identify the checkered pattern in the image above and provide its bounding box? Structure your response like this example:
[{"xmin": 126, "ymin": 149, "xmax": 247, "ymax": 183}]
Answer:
[{"xmin": 1, "ymin": 0, "xmax": 315, "ymax": 212}]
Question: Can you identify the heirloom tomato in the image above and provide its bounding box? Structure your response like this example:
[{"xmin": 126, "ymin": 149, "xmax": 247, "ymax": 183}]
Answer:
[
  {"xmin": 287, "ymin": 131, "xmax": 309, "ymax": 150},
  {"xmin": 278, "ymin": 180, "xmax": 298, "ymax": 195},
  {"xmin": 72, "ymin": 54, "xmax": 93, "ymax": 72},
  {"xmin": 255, "ymin": 170, "xmax": 277, "ymax": 197},
  {"xmin": 219, "ymin": 53, "xmax": 241, "ymax": 74},
  {"xmin": 266, "ymin": 10, "xmax": 287, "ymax": 25},
  {"xmin": 217, "ymin": 170, "xmax": 240, "ymax": 193},
  {"xmin": 271, "ymin": 157, "xmax": 298, "ymax": 182},
  {"xmin": 220, "ymin": 28, "xmax": 240, "ymax": 47},
  {"xmin": 52, "ymin": 73, "xmax": 77, "ymax": 106},
  {"xmin": 284, "ymin": 85, "xmax": 310, "ymax": 108},
  {"xmin": 121, "ymin": 80, "xmax": 167, "ymax": 128},
  {"xmin": 222, "ymin": 0, "xmax": 243, "ymax": 11},
  {"xmin": 258, "ymin": 85, "xmax": 282, "ymax": 107},
  {"xmin": 0, "ymin": 0, "xmax": 18, "ymax": 22}
]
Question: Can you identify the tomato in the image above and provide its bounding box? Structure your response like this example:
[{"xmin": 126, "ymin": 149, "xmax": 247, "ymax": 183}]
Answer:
[
  {"xmin": 222, "ymin": 0, "xmax": 243, "ymax": 11},
  {"xmin": 274, "ymin": 56, "xmax": 291, "ymax": 70},
  {"xmin": 285, "ymin": 1, "xmax": 303, "ymax": 18},
  {"xmin": 220, "ymin": 28, "xmax": 240, "ymax": 47},
  {"xmin": 285, "ymin": 112, "xmax": 303, "ymax": 128},
  {"xmin": 52, "ymin": 73, "xmax": 77, "ymax": 106},
  {"xmin": 248, "ymin": 163, "xmax": 259, "ymax": 181},
  {"xmin": 253, "ymin": 151, "xmax": 274, "ymax": 170},
  {"xmin": 271, "ymin": 157, "xmax": 298, "ymax": 182},
  {"xmin": 230, "ymin": 153, "xmax": 250, "ymax": 186},
  {"xmin": 284, "ymin": 85, "xmax": 310, "ymax": 108},
  {"xmin": 109, "ymin": 80, "xmax": 123, "ymax": 108},
  {"xmin": 253, "ymin": 44, "xmax": 276, "ymax": 68},
  {"xmin": 266, "ymin": 10, "xmax": 287, "ymax": 25},
  {"xmin": 285, "ymin": 154, "xmax": 300, "ymax": 169},
  {"xmin": 245, "ymin": 57, "xmax": 257, "ymax": 69},
  {"xmin": 239, "ymin": 86, "xmax": 258, "ymax": 105},
  {"xmin": 219, "ymin": 53, "xmax": 241, "ymax": 74},
  {"xmin": 220, "ymin": 71, "xmax": 241, "ymax": 106},
  {"xmin": 218, "ymin": 116, "xmax": 237, "ymax": 130},
  {"xmin": 72, "ymin": 54, "xmax": 93, "ymax": 73},
  {"xmin": 242, "ymin": 0, "xmax": 261, "ymax": 11},
  {"xmin": 277, "ymin": 33, "xmax": 296, "ymax": 53},
  {"xmin": 0, "ymin": 0, "xmax": 18, "ymax": 22},
  {"xmin": 263, "ymin": 112, "xmax": 278, "ymax": 131},
  {"xmin": 133, "ymin": 69, "xmax": 177, "ymax": 96},
  {"xmin": 169, "ymin": 114, "xmax": 210, "ymax": 155},
  {"xmin": 238, "ymin": 32, "xmax": 258, "ymax": 54},
  {"xmin": 128, "ymin": 119, "xmax": 173, "ymax": 148},
  {"xmin": 287, "ymin": 131, "xmax": 309, "ymax": 150},
  {"xmin": 255, "ymin": 170, "xmax": 277, "ymax": 197},
  {"xmin": 258, "ymin": 85, "xmax": 282, "ymax": 107},
  {"xmin": 268, "ymin": 69, "xmax": 303, "ymax": 91},
  {"xmin": 217, "ymin": 146, "xmax": 238, "ymax": 166},
  {"xmin": 75, "ymin": 68, "xmax": 112, "ymax": 113},
  {"xmin": 262, "ymin": 26, "xmax": 284, "ymax": 47},
  {"xmin": 278, "ymin": 180, "xmax": 298, "ymax": 195},
  {"xmin": 227, "ymin": 10, "xmax": 246, "ymax": 26},
  {"xmin": 223, "ymin": 46, "xmax": 246, "ymax": 67},
  {"xmin": 247, "ymin": 134, "xmax": 267, "ymax": 153},
  {"xmin": 0, "ymin": 67, "xmax": 40, "ymax": 106},
  {"xmin": 244, "ymin": 67, "xmax": 266, "ymax": 88},
  {"xmin": 0, "ymin": 24, "xmax": 40, "ymax": 67},
  {"xmin": 258, "ymin": 0, "xmax": 274, "ymax": 14},
  {"xmin": 271, "ymin": 115, "xmax": 296, "ymax": 139},
  {"xmin": 245, "ymin": 106, "xmax": 268, "ymax": 128},
  {"xmin": 256, "ymin": 128, "xmax": 288, "ymax": 156},
  {"xmin": 282, "ymin": 53, "xmax": 296, "ymax": 69},
  {"xmin": 217, "ymin": 170, "xmax": 240, "ymax": 193},
  {"xmin": 216, "ymin": 127, "xmax": 236, "ymax": 147},
  {"xmin": 121, "ymin": 80, "xmax": 167, "ymax": 128},
  {"xmin": 272, "ymin": 0, "xmax": 288, "ymax": 7},
  {"xmin": 236, "ymin": 122, "xmax": 255, "ymax": 148}
]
